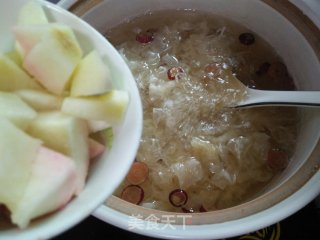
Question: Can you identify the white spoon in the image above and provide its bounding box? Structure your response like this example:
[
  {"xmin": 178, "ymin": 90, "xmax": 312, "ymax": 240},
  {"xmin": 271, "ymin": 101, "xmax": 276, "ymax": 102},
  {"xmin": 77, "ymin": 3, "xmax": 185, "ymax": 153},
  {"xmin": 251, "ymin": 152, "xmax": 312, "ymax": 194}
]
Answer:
[{"xmin": 237, "ymin": 87, "xmax": 320, "ymax": 108}]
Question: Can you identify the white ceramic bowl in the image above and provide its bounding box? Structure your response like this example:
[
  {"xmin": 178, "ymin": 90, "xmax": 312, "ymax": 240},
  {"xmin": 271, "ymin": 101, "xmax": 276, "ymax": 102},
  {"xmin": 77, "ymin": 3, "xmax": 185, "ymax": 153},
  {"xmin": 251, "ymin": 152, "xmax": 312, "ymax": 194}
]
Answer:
[
  {"xmin": 0, "ymin": 0, "xmax": 142, "ymax": 239},
  {"xmin": 71, "ymin": 0, "xmax": 320, "ymax": 239}
]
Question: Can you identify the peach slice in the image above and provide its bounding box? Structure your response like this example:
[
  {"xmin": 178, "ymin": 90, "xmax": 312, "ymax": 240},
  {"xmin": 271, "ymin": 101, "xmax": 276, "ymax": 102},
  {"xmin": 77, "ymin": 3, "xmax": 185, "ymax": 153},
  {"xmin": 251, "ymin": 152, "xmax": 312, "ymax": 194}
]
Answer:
[
  {"xmin": 70, "ymin": 50, "xmax": 113, "ymax": 97},
  {"xmin": 61, "ymin": 90, "xmax": 129, "ymax": 124},
  {"xmin": 87, "ymin": 120, "xmax": 111, "ymax": 133},
  {"xmin": 15, "ymin": 89, "xmax": 63, "ymax": 111},
  {"xmin": 89, "ymin": 138, "xmax": 106, "ymax": 159},
  {"xmin": 15, "ymin": 0, "xmax": 49, "ymax": 58},
  {"xmin": 17, "ymin": 0, "xmax": 48, "ymax": 25},
  {"xmin": 23, "ymin": 25, "xmax": 83, "ymax": 94},
  {"xmin": 0, "ymin": 54, "xmax": 42, "ymax": 91},
  {"xmin": 11, "ymin": 146, "xmax": 77, "ymax": 228},
  {"xmin": 0, "ymin": 91, "xmax": 37, "ymax": 130},
  {"xmin": 14, "ymin": 24, "xmax": 62, "ymax": 56},
  {"xmin": 5, "ymin": 49, "xmax": 22, "ymax": 67},
  {"xmin": 27, "ymin": 111, "xmax": 89, "ymax": 194},
  {"xmin": 0, "ymin": 118, "xmax": 41, "ymax": 218}
]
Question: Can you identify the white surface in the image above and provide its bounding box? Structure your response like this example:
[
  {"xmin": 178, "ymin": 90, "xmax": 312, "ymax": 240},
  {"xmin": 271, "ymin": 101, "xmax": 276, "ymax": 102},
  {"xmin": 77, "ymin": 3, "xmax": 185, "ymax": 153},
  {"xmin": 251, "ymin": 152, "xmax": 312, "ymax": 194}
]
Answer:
[
  {"xmin": 79, "ymin": 0, "xmax": 320, "ymax": 239},
  {"xmin": 0, "ymin": 0, "xmax": 142, "ymax": 239}
]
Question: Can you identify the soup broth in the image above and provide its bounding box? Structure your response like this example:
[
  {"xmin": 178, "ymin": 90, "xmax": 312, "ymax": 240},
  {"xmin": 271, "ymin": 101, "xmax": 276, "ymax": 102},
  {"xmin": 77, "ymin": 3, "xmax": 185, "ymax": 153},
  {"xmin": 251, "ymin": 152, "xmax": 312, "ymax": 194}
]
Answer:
[{"xmin": 105, "ymin": 10, "xmax": 298, "ymax": 212}]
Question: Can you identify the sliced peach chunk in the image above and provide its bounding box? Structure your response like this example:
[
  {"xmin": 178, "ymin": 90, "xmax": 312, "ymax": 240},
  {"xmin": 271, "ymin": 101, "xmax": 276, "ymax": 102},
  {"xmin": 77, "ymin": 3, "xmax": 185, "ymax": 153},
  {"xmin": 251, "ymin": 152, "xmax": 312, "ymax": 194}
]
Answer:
[
  {"xmin": 61, "ymin": 90, "xmax": 129, "ymax": 124},
  {"xmin": 0, "ymin": 91, "xmax": 37, "ymax": 130},
  {"xmin": 11, "ymin": 146, "xmax": 77, "ymax": 228},
  {"xmin": 23, "ymin": 25, "xmax": 83, "ymax": 94},
  {"xmin": 70, "ymin": 50, "xmax": 113, "ymax": 97},
  {"xmin": 0, "ymin": 54, "xmax": 42, "ymax": 91},
  {"xmin": 88, "ymin": 138, "xmax": 106, "ymax": 159},
  {"xmin": 15, "ymin": 89, "xmax": 63, "ymax": 111},
  {"xmin": 27, "ymin": 111, "xmax": 89, "ymax": 194},
  {"xmin": 0, "ymin": 117, "xmax": 41, "ymax": 218}
]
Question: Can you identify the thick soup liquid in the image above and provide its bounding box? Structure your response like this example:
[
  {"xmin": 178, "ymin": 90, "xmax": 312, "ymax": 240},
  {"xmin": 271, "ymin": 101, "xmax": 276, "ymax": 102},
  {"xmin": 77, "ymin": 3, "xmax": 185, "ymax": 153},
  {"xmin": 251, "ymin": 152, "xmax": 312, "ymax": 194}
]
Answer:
[{"xmin": 105, "ymin": 10, "xmax": 298, "ymax": 212}]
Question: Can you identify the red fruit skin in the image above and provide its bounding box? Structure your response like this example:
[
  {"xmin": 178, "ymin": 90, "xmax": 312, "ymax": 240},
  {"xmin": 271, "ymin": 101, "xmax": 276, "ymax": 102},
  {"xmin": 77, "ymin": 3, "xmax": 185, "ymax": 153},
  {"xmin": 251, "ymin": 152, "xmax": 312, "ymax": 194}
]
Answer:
[
  {"xmin": 136, "ymin": 32, "xmax": 154, "ymax": 44},
  {"xmin": 167, "ymin": 67, "xmax": 184, "ymax": 80},
  {"xmin": 267, "ymin": 148, "xmax": 289, "ymax": 170},
  {"xmin": 121, "ymin": 185, "xmax": 144, "ymax": 205},
  {"xmin": 169, "ymin": 189, "xmax": 188, "ymax": 207}
]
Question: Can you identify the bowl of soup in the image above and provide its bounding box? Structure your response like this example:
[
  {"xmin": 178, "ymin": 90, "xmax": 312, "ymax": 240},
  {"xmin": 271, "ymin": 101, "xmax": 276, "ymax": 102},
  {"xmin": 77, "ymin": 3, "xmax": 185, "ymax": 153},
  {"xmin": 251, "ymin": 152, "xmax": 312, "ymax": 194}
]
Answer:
[{"xmin": 67, "ymin": 0, "xmax": 320, "ymax": 239}]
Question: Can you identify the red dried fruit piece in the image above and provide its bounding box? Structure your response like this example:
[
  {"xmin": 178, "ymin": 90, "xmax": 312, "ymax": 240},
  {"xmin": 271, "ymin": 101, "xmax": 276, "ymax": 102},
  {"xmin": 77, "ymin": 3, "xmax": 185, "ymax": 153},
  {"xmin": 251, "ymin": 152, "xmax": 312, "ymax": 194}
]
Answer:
[
  {"xmin": 256, "ymin": 62, "xmax": 271, "ymax": 76},
  {"xmin": 267, "ymin": 148, "xmax": 289, "ymax": 170},
  {"xmin": 121, "ymin": 185, "xmax": 144, "ymax": 205},
  {"xmin": 136, "ymin": 32, "xmax": 154, "ymax": 44},
  {"xmin": 126, "ymin": 161, "xmax": 149, "ymax": 185},
  {"xmin": 181, "ymin": 207, "xmax": 195, "ymax": 213},
  {"xmin": 180, "ymin": 30, "xmax": 192, "ymax": 40},
  {"xmin": 167, "ymin": 67, "xmax": 184, "ymax": 80},
  {"xmin": 204, "ymin": 62, "xmax": 222, "ymax": 78},
  {"xmin": 169, "ymin": 189, "xmax": 188, "ymax": 207},
  {"xmin": 239, "ymin": 32, "xmax": 255, "ymax": 45},
  {"xmin": 267, "ymin": 62, "xmax": 288, "ymax": 79},
  {"xmin": 199, "ymin": 205, "xmax": 208, "ymax": 212}
]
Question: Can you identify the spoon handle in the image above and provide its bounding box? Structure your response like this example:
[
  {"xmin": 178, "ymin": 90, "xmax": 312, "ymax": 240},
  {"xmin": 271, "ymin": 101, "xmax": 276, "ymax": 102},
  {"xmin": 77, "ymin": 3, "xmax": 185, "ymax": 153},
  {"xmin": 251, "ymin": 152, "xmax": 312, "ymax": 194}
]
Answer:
[{"xmin": 238, "ymin": 89, "xmax": 320, "ymax": 108}]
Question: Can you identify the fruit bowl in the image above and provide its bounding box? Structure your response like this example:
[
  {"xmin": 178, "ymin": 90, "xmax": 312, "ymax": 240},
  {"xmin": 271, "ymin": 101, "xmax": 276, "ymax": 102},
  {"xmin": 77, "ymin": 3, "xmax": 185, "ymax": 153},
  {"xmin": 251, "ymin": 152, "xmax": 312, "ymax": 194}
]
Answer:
[
  {"xmin": 66, "ymin": 0, "xmax": 320, "ymax": 239},
  {"xmin": 0, "ymin": 0, "xmax": 142, "ymax": 239}
]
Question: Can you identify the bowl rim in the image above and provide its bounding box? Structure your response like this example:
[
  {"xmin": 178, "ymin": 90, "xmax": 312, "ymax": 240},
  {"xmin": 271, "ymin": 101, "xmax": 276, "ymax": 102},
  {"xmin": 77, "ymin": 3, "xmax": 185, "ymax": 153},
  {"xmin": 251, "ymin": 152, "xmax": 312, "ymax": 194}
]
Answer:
[{"xmin": 94, "ymin": 171, "xmax": 320, "ymax": 239}]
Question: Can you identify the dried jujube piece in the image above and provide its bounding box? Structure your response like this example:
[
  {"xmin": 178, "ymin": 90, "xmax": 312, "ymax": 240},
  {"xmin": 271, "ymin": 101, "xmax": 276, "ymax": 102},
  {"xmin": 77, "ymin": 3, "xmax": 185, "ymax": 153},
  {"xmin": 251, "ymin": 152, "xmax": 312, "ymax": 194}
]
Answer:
[
  {"xmin": 169, "ymin": 189, "xmax": 188, "ymax": 207},
  {"xmin": 204, "ymin": 62, "xmax": 222, "ymax": 78},
  {"xmin": 182, "ymin": 205, "xmax": 208, "ymax": 213},
  {"xmin": 136, "ymin": 31, "xmax": 154, "ymax": 44},
  {"xmin": 267, "ymin": 62, "xmax": 288, "ymax": 79},
  {"xmin": 199, "ymin": 205, "xmax": 208, "ymax": 212},
  {"xmin": 181, "ymin": 207, "xmax": 195, "ymax": 213},
  {"xmin": 167, "ymin": 67, "xmax": 184, "ymax": 80},
  {"xmin": 121, "ymin": 185, "xmax": 144, "ymax": 205},
  {"xmin": 267, "ymin": 148, "xmax": 289, "ymax": 170},
  {"xmin": 256, "ymin": 62, "xmax": 271, "ymax": 76},
  {"xmin": 126, "ymin": 161, "xmax": 149, "ymax": 185},
  {"xmin": 239, "ymin": 32, "xmax": 255, "ymax": 45}
]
